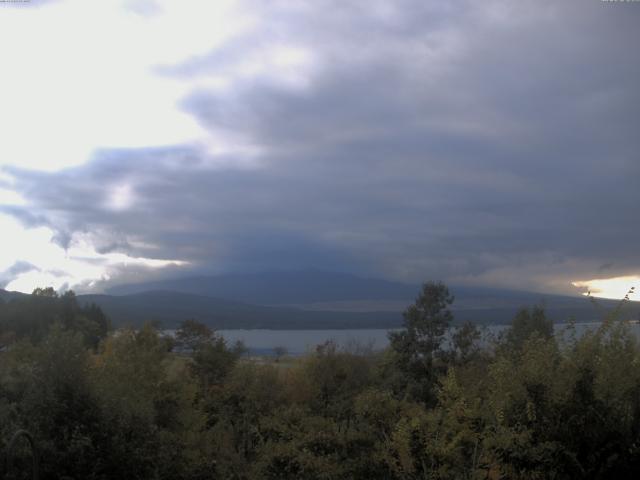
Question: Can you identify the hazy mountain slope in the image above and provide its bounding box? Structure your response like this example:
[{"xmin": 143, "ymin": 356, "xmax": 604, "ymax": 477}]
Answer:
[
  {"xmin": 5, "ymin": 269, "xmax": 639, "ymax": 330},
  {"xmin": 0, "ymin": 289, "xmax": 28, "ymax": 302},
  {"xmin": 78, "ymin": 288, "xmax": 640, "ymax": 329},
  {"xmin": 106, "ymin": 270, "xmax": 418, "ymax": 304},
  {"xmin": 78, "ymin": 291, "xmax": 400, "ymax": 329},
  {"xmin": 104, "ymin": 270, "xmax": 640, "ymax": 323}
]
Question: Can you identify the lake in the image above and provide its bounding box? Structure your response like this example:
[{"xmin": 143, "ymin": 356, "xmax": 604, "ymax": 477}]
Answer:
[{"xmin": 216, "ymin": 322, "xmax": 640, "ymax": 356}]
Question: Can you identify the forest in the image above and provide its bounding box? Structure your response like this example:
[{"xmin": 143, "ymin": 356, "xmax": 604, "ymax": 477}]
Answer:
[{"xmin": 1, "ymin": 282, "xmax": 639, "ymax": 479}]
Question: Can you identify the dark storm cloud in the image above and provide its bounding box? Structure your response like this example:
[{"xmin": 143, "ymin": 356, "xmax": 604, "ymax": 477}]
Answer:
[{"xmin": 4, "ymin": 0, "xmax": 640, "ymax": 292}]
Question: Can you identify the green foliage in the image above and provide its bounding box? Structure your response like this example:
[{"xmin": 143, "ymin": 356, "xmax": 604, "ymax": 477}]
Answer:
[
  {"xmin": 2, "ymin": 282, "xmax": 640, "ymax": 479},
  {"xmin": 480, "ymin": 316, "xmax": 640, "ymax": 479},
  {"xmin": 451, "ymin": 321, "xmax": 483, "ymax": 365},
  {"xmin": 175, "ymin": 319, "xmax": 215, "ymax": 351},
  {"xmin": 191, "ymin": 335, "xmax": 241, "ymax": 392},
  {"xmin": 504, "ymin": 305, "xmax": 553, "ymax": 351},
  {"xmin": 91, "ymin": 324, "xmax": 207, "ymax": 479},
  {"xmin": 0, "ymin": 288, "xmax": 109, "ymax": 348},
  {"xmin": 387, "ymin": 281, "xmax": 454, "ymax": 403},
  {"xmin": 296, "ymin": 341, "xmax": 374, "ymax": 419},
  {"xmin": 0, "ymin": 325, "xmax": 103, "ymax": 479}
]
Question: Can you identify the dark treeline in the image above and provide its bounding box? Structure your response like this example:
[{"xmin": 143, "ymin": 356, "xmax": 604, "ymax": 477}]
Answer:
[
  {"xmin": 0, "ymin": 287, "xmax": 109, "ymax": 348},
  {"xmin": 1, "ymin": 282, "xmax": 640, "ymax": 479}
]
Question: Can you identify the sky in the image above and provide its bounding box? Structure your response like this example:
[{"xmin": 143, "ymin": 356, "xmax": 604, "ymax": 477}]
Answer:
[{"xmin": 0, "ymin": 0, "xmax": 638, "ymax": 299}]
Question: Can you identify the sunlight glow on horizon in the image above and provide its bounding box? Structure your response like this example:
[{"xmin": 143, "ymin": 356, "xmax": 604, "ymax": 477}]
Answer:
[
  {"xmin": 572, "ymin": 276, "xmax": 639, "ymax": 301},
  {"xmin": 0, "ymin": 214, "xmax": 187, "ymax": 294}
]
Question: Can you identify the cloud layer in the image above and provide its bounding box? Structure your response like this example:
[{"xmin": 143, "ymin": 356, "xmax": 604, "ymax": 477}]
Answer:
[{"xmin": 1, "ymin": 0, "xmax": 639, "ymax": 294}]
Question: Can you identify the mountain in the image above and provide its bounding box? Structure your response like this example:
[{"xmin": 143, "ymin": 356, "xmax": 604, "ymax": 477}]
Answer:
[
  {"xmin": 78, "ymin": 287, "xmax": 639, "ymax": 330},
  {"xmin": 99, "ymin": 271, "xmax": 640, "ymax": 328},
  {"xmin": 0, "ymin": 289, "xmax": 28, "ymax": 302},
  {"xmin": 106, "ymin": 270, "xmax": 417, "ymax": 304},
  {"xmin": 77, "ymin": 290, "xmax": 399, "ymax": 329},
  {"xmin": 5, "ymin": 270, "xmax": 640, "ymax": 329}
]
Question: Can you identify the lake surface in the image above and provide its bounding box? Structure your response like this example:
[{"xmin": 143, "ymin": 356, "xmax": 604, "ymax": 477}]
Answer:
[{"xmin": 217, "ymin": 322, "xmax": 640, "ymax": 356}]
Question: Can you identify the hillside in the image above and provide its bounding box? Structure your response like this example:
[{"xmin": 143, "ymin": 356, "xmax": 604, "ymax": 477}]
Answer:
[
  {"xmin": 77, "ymin": 290, "xmax": 399, "ymax": 329},
  {"xmin": 106, "ymin": 270, "xmax": 417, "ymax": 304},
  {"xmin": 3, "ymin": 271, "xmax": 638, "ymax": 329},
  {"xmin": 0, "ymin": 289, "xmax": 27, "ymax": 302},
  {"xmin": 103, "ymin": 270, "xmax": 640, "ymax": 327}
]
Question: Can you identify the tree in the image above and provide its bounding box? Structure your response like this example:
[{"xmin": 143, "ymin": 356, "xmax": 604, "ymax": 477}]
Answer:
[
  {"xmin": 451, "ymin": 321, "xmax": 482, "ymax": 365},
  {"xmin": 32, "ymin": 287, "xmax": 58, "ymax": 298},
  {"xmin": 388, "ymin": 281, "xmax": 454, "ymax": 403},
  {"xmin": 0, "ymin": 287, "xmax": 109, "ymax": 347},
  {"xmin": 505, "ymin": 305, "xmax": 553, "ymax": 351},
  {"xmin": 92, "ymin": 323, "xmax": 206, "ymax": 479},
  {"xmin": 175, "ymin": 318, "xmax": 214, "ymax": 352},
  {"xmin": 11, "ymin": 325, "xmax": 103, "ymax": 479},
  {"xmin": 273, "ymin": 345, "xmax": 288, "ymax": 362}
]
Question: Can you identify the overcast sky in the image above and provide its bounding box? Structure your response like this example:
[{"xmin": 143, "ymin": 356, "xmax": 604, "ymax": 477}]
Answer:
[{"xmin": 0, "ymin": 0, "xmax": 638, "ymax": 298}]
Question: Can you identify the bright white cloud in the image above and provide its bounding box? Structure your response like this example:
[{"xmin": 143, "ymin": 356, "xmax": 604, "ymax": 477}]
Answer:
[
  {"xmin": 572, "ymin": 276, "xmax": 639, "ymax": 301},
  {"xmin": 0, "ymin": 0, "xmax": 318, "ymax": 173},
  {"xmin": 0, "ymin": 0, "xmax": 254, "ymax": 172},
  {"xmin": 105, "ymin": 183, "xmax": 136, "ymax": 211},
  {"xmin": 0, "ymin": 213, "xmax": 186, "ymax": 293}
]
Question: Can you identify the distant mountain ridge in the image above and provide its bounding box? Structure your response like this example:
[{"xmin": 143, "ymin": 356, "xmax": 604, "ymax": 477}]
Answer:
[
  {"xmin": 0, "ymin": 289, "xmax": 27, "ymax": 302},
  {"xmin": 77, "ymin": 290, "xmax": 400, "ymax": 329},
  {"xmin": 106, "ymin": 270, "xmax": 417, "ymax": 304},
  {"xmin": 102, "ymin": 271, "xmax": 640, "ymax": 328},
  {"xmin": 79, "ymin": 288, "xmax": 638, "ymax": 330},
  {"xmin": 3, "ymin": 271, "xmax": 639, "ymax": 329}
]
